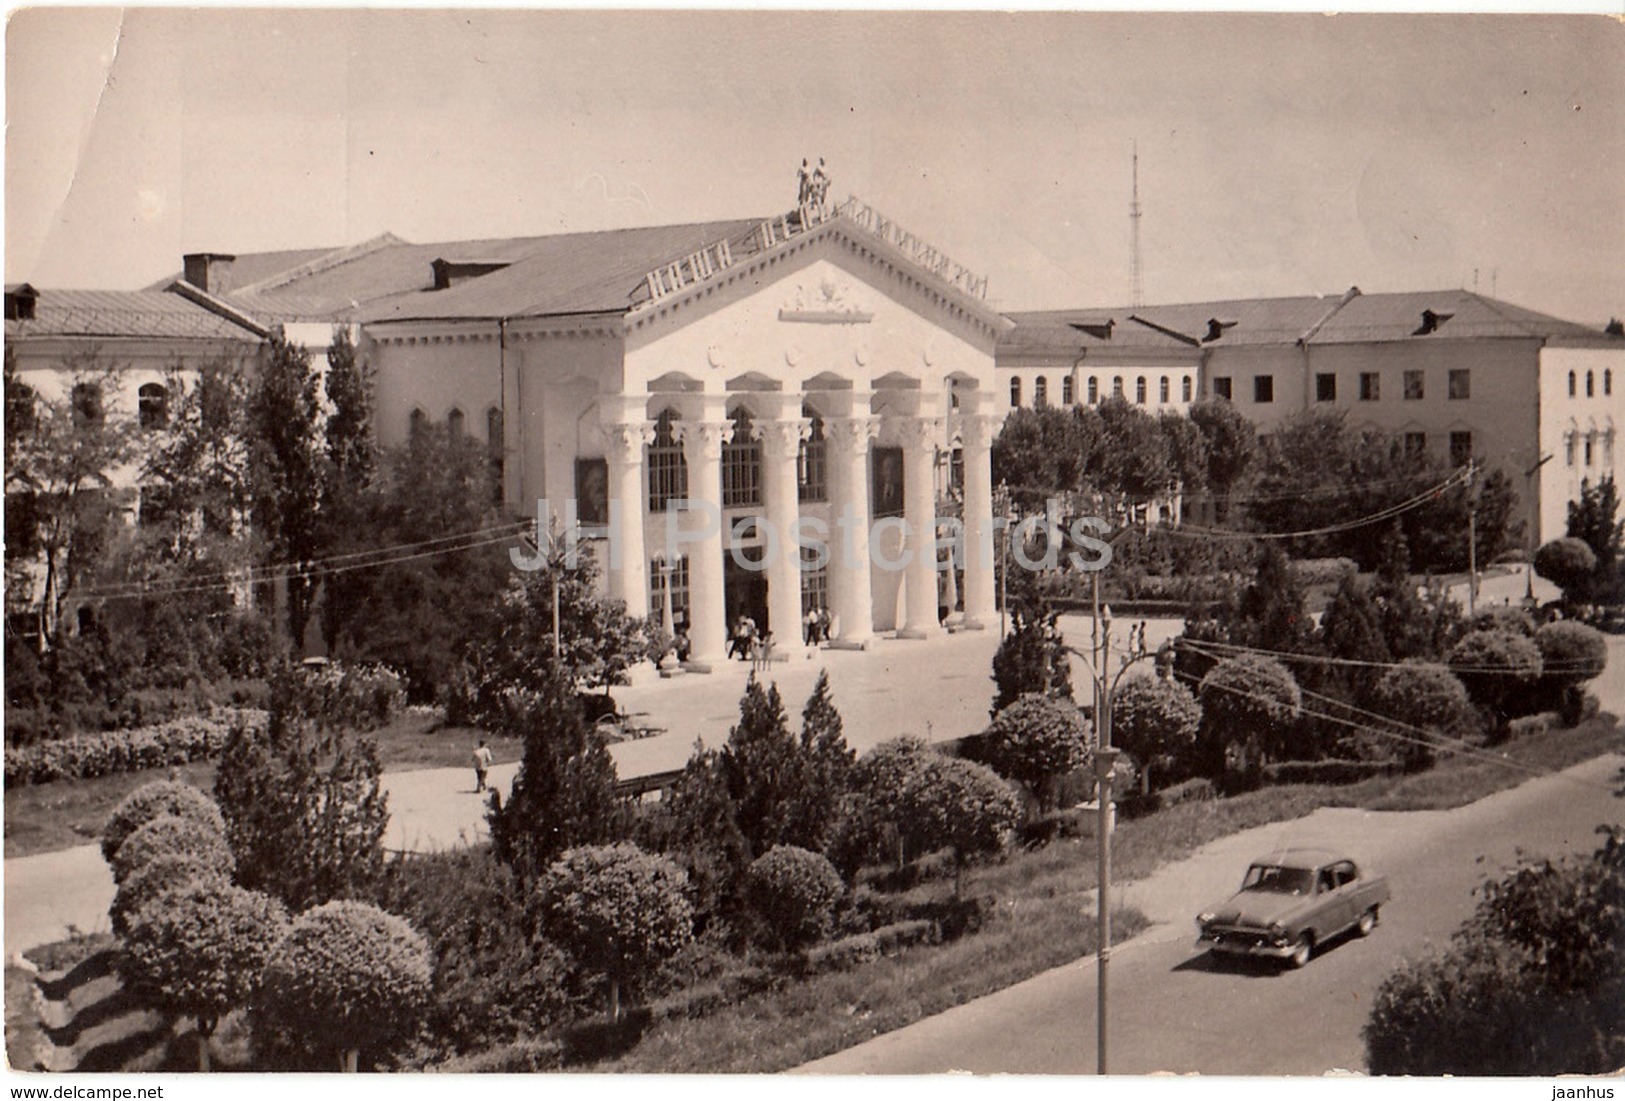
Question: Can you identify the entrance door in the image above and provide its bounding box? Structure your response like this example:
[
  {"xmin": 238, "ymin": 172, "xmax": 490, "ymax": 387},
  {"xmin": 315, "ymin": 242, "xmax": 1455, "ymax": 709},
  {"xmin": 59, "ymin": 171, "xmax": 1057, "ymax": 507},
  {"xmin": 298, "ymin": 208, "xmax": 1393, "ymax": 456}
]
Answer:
[{"xmin": 723, "ymin": 553, "xmax": 770, "ymax": 636}]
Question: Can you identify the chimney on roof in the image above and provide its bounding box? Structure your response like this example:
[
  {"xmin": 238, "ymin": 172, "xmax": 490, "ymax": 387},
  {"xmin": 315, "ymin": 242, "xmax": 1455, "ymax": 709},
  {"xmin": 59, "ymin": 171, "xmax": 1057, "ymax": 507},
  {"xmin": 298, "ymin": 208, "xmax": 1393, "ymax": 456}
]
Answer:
[
  {"xmin": 183, "ymin": 253, "xmax": 236, "ymax": 296},
  {"xmin": 1606, "ymin": 318, "xmax": 1624, "ymax": 338},
  {"xmin": 5, "ymin": 283, "xmax": 38, "ymax": 321}
]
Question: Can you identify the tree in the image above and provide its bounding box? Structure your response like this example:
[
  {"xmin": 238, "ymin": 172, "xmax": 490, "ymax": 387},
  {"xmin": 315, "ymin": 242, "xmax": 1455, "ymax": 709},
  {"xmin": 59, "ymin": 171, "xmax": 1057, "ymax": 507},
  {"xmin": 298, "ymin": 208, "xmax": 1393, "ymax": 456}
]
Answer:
[
  {"xmin": 119, "ymin": 882, "xmax": 287, "ymax": 1070},
  {"xmin": 1318, "ymin": 572, "xmax": 1392, "ymax": 706},
  {"xmin": 903, "ymin": 755, "xmax": 1023, "ymax": 896},
  {"xmin": 111, "ymin": 813, "xmax": 235, "ymax": 886},
  {"xmin": 4, "ymin": 353, "xmax": 139, "ymax": 640},
  {"xmin": 486, "ymin": 654, "xmax": 629, "ymax": 883},
  {"xmin": 1370, "ymin": 523, "xmax": 1433, "ymax": 661},
  {"xmin": 1367, "ymin": 661, "xmax": 1472, "ymax": 771},
  {"xmin": 1565, "ymin": 475, "xmax": 1623, "ymax": 603},
  {"xmin": 1198, "ymin": 655, "xmax": 1302, "ymax": 772},
  {"xmin": 101, "ymin": 780, "xmax": 226, "ymax": 864},
  {"xmin": 990, "ymin": 406, "xmax": 1094, "ymax": 512},
  {"xmin": 990, "ymin": 563, "xmax": 1073, "ymax": 714},
  {"xmin": 1535, "ymin": 537, "xmax": 1598, "ymax": 605},
  {"xmin": 633, "ymin": 740, "xmax": 751, "ymax": 924},
  {"xmin": 1448, "ymin": 629, "xmax": 1543, "ymax": 733},
  {"xmin": 247, "ymin": 331, "xmax": 324, "ymax": 650},
  {"xmin": 1364, "ymin": 828, "xmax": 1625, "ymax": 1075},
  {"xmin": 832, "ymin": 737, "xmax": 938, "ymax": 872},
  {"xmin": 535, "ymin": 843, "xmax": 693, "ymax": 1021},
  {"xmin": 719, "ymin": 677, "xmax": 804, "ymax": 857},
  {"xmin": 214, "ymin": 669, "xmax": 390, "ymax": 911},
  {"xmin": 1092, "ymin": 397, "xmax": 1173, "ymax": 500},
  {"xmin": 258, "ymin": 900, "xmax": 433, "ymax": 1072},
  {"xmin": 1187, "ymin": 398, "xmax": 1257, "ymax": 522},
  {"xmin": 1158, "ymin": 409, "xmax": 1208, "ymax": 496},
  {"xmin": 317, "ymin": 326, "xmax": 379, "ymax": 652},
  {"xmin": 1533, "ymin": 621, "xmax": 1609, "ymax": 725},
  {"xmin": 785, "ymin": 670, "xmax": 855, "ymax": 855},
  {"xmin": 1110, "ymin": 674, "xmax": 1201, "ymax": 791},
  {"xmin": 744, "ymin": 845, "xmax": 846, "ymax": 951},
  {"xmin": 976, "ymin": 693, "xmax": 1090, "ymax": 811},
  {"xmin": 1235, "ymin": 544, "xmax": 1317, "ymax": 656}
]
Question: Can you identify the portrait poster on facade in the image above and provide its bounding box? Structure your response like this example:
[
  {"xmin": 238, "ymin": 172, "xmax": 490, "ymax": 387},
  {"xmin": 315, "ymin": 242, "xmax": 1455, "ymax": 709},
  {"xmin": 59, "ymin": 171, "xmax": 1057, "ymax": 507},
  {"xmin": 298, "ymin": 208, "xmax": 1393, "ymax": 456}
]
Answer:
[
  {"xmin": 575, "ymin": 457, "xmax": 609, "ymax": 528},
  {"xmin": 872, "ymin": 446, "xmax": 904, "ymax": 518}
]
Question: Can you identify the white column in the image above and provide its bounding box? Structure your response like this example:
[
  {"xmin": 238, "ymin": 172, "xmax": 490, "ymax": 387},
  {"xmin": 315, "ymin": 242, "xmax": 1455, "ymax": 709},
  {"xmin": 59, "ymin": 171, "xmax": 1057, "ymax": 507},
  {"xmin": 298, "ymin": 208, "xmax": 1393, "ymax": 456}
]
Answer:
[
  {"xmin": 675, "ymin": 419, "xmax": 730, "ymax": 670},
  {"xmin": 825, "ymin": 415, "xmax": 878, "ymax": 647},
  {"xmin": 603, "ymin": 420, "xmax": 653, "ymax": 618},
  {"xmin": 898, "ymin": 416, "xmax": 946, "ymax": 639},
  {"xmin": 759, "ymin": 415, "xmax": 812, "ymax": 654},
  {"xmin": 959, "ymin": 412, "xmax": 998, "ymax": 630}
]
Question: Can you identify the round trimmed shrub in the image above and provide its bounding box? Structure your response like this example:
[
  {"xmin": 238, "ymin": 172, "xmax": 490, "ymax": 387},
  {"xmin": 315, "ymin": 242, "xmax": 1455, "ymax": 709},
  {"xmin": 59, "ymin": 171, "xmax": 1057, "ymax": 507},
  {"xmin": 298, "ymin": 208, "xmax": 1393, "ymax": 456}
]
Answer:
[
  {"xmin": 536, "ymin": 843, "xmax": 692, "ymax": 1019},
  {"xmin": 1467, "ymin": 605, "xmax": 1537, "ymax": 638},
  {"xmin": 111, "ymin": 853, "xmax": 231, "ymax": 937},
  {"xmin": 745, "ymin": 845, "xmax": 846, "ymax": 951},
  {"xmin": 1533, "ymin": 620, "xmax": 1608, "ymax": 724},
  {"xmin": 979, "ymin": 694, "xmax": 1090, "ymax": 810},
  {"xmin": 1110, "ymin": 675, "xmax": 1201, "ymax": 789},
  {"xmin": 906, "ymin": 756, "xmax": 1023, "ymax": 893},
  {"xmin": 102, "ymin": 780, "xmax": 226, "ymax": 864},
  {"xmin": 1199, "ymin": 654, "xmax": 1302, "ymax": 766},
  {"xmin": 1448, "ymin": 630, "xmax": 1543, "ymax": 727},
  {"xmin": 112, "ymin": 813, "xmax": 234, "ymax": 886},
  {"xmin": 258, "ymin": 900, "xmax": 432, "ymax": 1072},
  {"xmin": 120, "ymin": 882, "xmax": 287, "ymax": 1070},
  {"xmin": 1369, "ymin": 661, "xmax": 1472, "ymax": 771},
  {"xmin": 1534, "ymin": 538, "xmax": 1598, "ymax": 601}
]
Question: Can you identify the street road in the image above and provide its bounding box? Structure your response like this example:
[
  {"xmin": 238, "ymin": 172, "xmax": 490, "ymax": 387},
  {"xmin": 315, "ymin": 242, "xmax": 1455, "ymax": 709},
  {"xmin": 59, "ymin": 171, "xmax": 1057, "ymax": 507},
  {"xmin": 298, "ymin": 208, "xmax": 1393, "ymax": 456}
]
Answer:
[{"xmin": 796, "ymin": 749, "xmax": 1625, "ymax": 1075}]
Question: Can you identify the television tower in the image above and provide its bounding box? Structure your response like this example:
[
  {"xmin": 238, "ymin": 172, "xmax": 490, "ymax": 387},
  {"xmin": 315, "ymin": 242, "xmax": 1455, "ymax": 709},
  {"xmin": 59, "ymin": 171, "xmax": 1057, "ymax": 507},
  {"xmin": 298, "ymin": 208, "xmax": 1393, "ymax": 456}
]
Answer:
[{"xmin": 1129, "ymin": 141, "xmax": 1144, "ymax": 309}]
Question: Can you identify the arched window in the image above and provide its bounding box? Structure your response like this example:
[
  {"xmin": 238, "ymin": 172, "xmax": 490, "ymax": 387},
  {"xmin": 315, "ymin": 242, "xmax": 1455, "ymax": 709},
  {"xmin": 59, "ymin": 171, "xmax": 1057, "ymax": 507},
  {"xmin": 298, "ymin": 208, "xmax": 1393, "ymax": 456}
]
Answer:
[
  {"xmin": 138, "ymin": 382, "xmax": 169, "ymax": 430},
  {"xmin": 408, "ymin": 407, "xmax": 427, "ymax": 436},
  {"xmin": 721, "ymin": 406, "xmax": 762, "ymax": 508},
  {"xmin": 1586, "ymin": 371, "xmax": 1595, "ymax": 398},
  {"xmin": 1585, "ymin": 432, "xmax": 1596, "ymax": 467},
  {"xmin": 1062, "ymin": 376, "xmax": 1075, "ymax": 405},
  {"xmin": 1087, "ymin": 376, "xmax": 1099, "ymax": 404},
  {"xmin": 1605, "ymin": 429, "xmax": 1616, "ymax": 468},
  {"xmin": 71, "ymin": 382, "xmax": 103, "ymax": 427},
  {"xmin": 1112, "ymin": 376, "xmax": 1124, "ymax": 399},
  {"xmin": 1181, "ymin": 376, "xmax": 1193, "ymax": 402},
  {"xmin": 1565, "ymin": 430, "xmax": 1577, "ymax": 467},
  {"xmin": 1034, "ymin": 376, "xmax": 1049, "ymax": 408},
  {"xmin": 447, "ymin": 407, "xmax": 466, "ymax": 437},
  {"xmin": 1159, "ymin": 376, "xmax": 1170, "ymax": 403},
  {"xmin": 1010, "ymin": 377, "xmax": 1022, "ymax": 408},
  {"xmin": 1569, "ymin": 371, "xmax": 1577, "ymax": 397},
  {"xmin": 647, "ymin": 409, "xmax": 688, "ymax": 512},
  {"xmin": 798, "ymin": 409, "xmax": 827, "ymax": 503},
  {"xmin": 1135, "ymin": 377, "xmax": 1147, "ymax": 404}
]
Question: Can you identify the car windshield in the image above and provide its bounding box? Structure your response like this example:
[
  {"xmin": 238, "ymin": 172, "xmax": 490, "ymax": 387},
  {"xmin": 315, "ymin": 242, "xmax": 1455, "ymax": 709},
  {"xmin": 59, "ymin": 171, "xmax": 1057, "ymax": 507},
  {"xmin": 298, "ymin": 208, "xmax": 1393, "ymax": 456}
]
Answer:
[{"xmin": 1241, "ymin": 864, "xmax": 1316, "ymax": 895}]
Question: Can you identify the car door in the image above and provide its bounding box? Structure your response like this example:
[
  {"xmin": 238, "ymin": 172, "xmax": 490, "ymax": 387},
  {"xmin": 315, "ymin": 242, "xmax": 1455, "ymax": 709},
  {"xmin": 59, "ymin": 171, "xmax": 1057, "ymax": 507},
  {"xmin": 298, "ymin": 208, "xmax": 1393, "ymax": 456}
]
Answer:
[{"xmin": 1314, "ymin": 865, "xmax": 1349, "ymax": 934}]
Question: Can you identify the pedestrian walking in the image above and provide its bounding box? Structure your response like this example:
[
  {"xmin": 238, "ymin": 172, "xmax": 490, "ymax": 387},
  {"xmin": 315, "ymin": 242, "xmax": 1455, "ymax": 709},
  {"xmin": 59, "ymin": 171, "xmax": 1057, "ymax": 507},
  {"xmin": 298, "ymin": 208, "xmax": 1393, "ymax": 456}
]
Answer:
[
  {"xmin": 472, "ymin": 739, "xmax": 494, "ymax": 793},
  {"xmin": 805, "ymin": 607, "xmax": 820, "ymax": 646}
]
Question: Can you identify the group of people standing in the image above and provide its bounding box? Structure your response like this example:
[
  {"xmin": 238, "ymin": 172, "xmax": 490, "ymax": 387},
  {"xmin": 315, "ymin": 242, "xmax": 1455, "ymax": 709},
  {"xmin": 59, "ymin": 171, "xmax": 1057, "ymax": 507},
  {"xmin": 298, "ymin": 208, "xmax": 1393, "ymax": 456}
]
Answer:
[{"xmin": 803, "ymin": 606, "xmax": 833, "ymax": 646}]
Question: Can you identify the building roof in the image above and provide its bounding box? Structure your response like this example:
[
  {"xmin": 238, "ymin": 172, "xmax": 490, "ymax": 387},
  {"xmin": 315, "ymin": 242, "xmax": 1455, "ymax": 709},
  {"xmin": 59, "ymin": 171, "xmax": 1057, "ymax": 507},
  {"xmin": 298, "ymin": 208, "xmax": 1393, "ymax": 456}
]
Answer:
[
  {"xmin": 4, "ymin": 289, "xmax": 266, "ymax": 342},
  {"xmin": 1001, "ymin": 288, "xmax": 1621, "ymax": 356}
]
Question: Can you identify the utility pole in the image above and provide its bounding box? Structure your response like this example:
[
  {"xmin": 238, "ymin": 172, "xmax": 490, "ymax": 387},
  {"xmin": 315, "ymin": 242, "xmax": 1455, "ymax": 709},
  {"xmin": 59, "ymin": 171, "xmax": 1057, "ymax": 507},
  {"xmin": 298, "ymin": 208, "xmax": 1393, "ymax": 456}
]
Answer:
[
  {"xmin": 1465, "ymin": 459, "xmax": 1479, "ymax": 616},
  {"xmin": 1129, "ymin": 141, "xmax": 1144, "ymax": 310}
]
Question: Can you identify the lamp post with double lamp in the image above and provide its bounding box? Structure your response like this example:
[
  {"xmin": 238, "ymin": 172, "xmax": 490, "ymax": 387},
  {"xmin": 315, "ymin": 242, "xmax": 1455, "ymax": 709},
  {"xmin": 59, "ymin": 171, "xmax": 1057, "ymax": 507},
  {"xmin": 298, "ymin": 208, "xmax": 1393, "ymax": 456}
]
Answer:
[{"xmin": 1064, "ymin": 570, "xmax": 1153, "ymax": 1076}]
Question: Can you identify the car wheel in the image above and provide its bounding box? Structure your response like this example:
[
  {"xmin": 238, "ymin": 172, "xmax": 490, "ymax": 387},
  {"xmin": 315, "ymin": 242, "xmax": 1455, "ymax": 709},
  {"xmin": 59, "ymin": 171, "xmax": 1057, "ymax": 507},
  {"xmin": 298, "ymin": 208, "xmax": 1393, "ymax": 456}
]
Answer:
[
  {"xmin": 1287, "ymin": 934, "xmax": 1313, "ymax": 969},
  {"xmin": 1356, "ymin": 908, "xmax": 1378, "ymax": 937}
]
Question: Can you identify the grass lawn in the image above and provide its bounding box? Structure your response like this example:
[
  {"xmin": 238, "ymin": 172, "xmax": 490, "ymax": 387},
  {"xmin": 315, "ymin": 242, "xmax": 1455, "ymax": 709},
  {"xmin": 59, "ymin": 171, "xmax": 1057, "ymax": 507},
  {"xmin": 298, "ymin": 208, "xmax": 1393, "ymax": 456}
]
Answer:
[
  {"xmin": 595, "ymin": 708, "xmax": 1622, "ymax": 1073},
  {"xmin": 3, "ymin": 710, "xmax": 520, "ymax": 860}
]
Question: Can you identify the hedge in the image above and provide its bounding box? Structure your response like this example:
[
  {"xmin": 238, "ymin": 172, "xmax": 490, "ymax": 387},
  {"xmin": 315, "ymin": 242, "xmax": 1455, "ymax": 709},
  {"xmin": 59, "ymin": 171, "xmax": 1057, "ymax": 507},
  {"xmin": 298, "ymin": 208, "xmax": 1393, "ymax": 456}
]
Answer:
[
  {"xmin": 7, "ymin": 709, "xmax": 267, "ymax": 787},
  {"xmin": 1261, "ymin": 758, "xmax": 1403, "ymax": 785},
  {"xmin": 799, "ymin": 919, "xmax": 940, "ymax": 976}
]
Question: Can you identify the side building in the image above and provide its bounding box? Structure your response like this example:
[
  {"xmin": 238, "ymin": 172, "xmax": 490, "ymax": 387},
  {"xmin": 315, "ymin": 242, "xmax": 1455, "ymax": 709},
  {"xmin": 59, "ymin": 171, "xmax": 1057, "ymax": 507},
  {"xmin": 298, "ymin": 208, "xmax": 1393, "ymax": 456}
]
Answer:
[{"xmin": 1000, "ymin": 287, "xmax": 1624, "ymax": 545}]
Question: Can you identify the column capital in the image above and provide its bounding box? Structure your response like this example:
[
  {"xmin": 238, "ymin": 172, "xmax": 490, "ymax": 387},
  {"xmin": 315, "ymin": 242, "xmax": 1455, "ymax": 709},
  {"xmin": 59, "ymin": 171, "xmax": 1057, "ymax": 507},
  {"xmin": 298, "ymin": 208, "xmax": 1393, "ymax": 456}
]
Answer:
[
  {"xmin": 758, "ymin": 417, "xmax": 812, "ymax": 460},
  {"xmin": 824, "ymin": 415, "xmax": 880, "ymax": 455},
  {"xmin": 675, "ymin": 419, "xmax": 732, "ymax": 463},
  {"xmin": 956, "ymin": 412, "xmax": 1002, "ymax": 450},
  {"xmin": 603, "ymin": 420, "xmax": 655, "ymax": 459},
  {"xmin": 896, "ymin": 415, "xmax": 947, "ymax": 450}
]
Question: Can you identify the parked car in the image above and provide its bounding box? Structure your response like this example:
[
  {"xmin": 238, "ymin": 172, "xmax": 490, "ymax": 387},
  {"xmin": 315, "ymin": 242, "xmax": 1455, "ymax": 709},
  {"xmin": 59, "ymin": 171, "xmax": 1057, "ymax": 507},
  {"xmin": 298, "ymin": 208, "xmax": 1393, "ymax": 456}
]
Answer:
[{"xmin": 1195, "ymin": 847, "xmax": 1391, "ymax": 968}]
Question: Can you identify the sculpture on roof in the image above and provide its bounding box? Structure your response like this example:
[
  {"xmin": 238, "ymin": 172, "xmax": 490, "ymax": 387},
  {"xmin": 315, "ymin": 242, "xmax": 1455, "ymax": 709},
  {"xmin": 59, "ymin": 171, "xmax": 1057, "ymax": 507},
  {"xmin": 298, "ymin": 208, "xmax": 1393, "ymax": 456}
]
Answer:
[{"xmin": 797, "ymin": 158, "xmax": 832, "ymax": 210}]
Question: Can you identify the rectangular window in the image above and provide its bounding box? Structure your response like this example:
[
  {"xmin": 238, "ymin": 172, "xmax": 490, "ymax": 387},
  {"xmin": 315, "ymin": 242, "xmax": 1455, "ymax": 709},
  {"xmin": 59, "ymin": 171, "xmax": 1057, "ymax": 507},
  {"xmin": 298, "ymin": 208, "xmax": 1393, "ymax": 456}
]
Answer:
[
  {"xmin": 1359, "ymin": 372, "xmax": 1380, "ymax": 401},
  {"xmin": 1404, "ymin": 370, "xmax": 1425, "ymax": 400},
  {"xmin": 1404, "ymin": 432, "xmax": 1427, "ymax": 459},
  {"xmin": 721, "ymin": 411, "xmax": 762, "ymax": 509},
  {"xmin": 801, "ymin": 546, "xmax": 829, "ymax": 617},
  {"xmin": 1315, "ymin": 373, "xmax": 1336, "ymax": 402},
  {"xmin": 949, "ymin": 446, "xmax": 964, "ymax": 498},
  {"xmin": 1213, "ymin": 377, "xmax": 1232, "ymax": 401},
  {"xmin": 872, "ymin": 446, "xmax": 905, "ymax": 519},
  {"xmin": 1448, "ymin": 369, "xmax": 1471, "ymax": 400},
  {"xmin": 648, "ymin": 556, "xmax": 691, "ymax": 628},
  {"xmin": 1253, "ymin": 375, "xmax": 1274, "ymax": 403},
  {"xmin": 647, "ymin": 412, "xmax": 688, "ymax": 512},
  {"xmin": 1449, "ymin": 431, "xmax": 1473, "ymax": 468}
]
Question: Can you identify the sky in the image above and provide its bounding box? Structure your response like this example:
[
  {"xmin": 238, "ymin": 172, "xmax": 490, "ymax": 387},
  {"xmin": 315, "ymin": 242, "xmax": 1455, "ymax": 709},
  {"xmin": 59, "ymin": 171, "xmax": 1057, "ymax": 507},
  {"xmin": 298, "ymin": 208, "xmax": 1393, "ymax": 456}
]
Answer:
[{"xmin": 6, "ymin": 9, "xmax": 1623, "ymax": 324}]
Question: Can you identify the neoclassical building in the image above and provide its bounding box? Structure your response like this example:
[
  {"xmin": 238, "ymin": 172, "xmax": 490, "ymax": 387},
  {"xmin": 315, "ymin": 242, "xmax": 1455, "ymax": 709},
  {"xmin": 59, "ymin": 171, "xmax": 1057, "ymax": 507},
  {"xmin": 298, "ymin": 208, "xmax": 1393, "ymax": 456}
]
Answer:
[{"xmin": 156, "ymin": 199, "xmax": 1011, "ymax": 665}]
